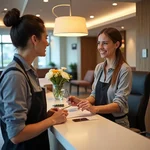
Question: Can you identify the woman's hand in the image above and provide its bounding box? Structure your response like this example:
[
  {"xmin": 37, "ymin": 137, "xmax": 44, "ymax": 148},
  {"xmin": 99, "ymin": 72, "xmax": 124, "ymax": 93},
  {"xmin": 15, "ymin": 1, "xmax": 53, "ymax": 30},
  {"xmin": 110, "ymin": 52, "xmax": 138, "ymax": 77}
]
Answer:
[
  {"xmin": 47, "ymin": 108, "xmax": 59, "ymax": 117},
  {"xmin": 77, "ymin": 100, "xmax": 98, "ymax": 114},
  {"xmin": 77, "ymin": 100, "xmax": 92, "ymax": 111},
  {"xmin": 61, "ymin": 109, "xmax": 68, "ymax": 117},
  {"xmin": 67, "ymin": 96, "xmax": 81, "ymax": 106},
  {"xmin": 77, "ymin": 100, "xmax": 90, "ymax": 110},
  {"xmin": 50, "ymin": 109, "xmax": 67, "ymax": 125},
  {"xmin": 47, "ymin": 108, "xmax": 68, "ymax": 117}
]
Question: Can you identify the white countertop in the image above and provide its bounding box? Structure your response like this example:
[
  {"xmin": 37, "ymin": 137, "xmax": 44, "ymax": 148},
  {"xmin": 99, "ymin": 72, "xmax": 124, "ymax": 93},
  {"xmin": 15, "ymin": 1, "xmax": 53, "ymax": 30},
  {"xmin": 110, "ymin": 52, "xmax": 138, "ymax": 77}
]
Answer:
[{"xmin": 46, "ymin": 92, "xmax": 150, "ymax": 150}]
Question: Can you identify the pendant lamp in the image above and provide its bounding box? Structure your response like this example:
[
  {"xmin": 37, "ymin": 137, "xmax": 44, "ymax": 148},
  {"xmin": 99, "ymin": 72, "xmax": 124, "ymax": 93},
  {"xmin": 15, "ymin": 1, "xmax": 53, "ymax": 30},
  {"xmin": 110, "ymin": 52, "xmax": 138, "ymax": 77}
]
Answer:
[{"xmin": 52, "ymin": 0, "xmax": 88, "ymax": 37}]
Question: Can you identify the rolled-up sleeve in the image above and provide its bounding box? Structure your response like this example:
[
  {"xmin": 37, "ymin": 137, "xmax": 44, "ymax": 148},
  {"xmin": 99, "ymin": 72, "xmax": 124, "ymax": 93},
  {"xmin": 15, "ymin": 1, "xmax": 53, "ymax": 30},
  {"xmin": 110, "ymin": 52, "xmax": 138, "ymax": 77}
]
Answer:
[
  {"xmin": 1, "ymin": 71, "xmax": 29, "ymax": 139},
  {"xmin": 112, "ymin": 65, "xmax": 132, "ymax": 113}
]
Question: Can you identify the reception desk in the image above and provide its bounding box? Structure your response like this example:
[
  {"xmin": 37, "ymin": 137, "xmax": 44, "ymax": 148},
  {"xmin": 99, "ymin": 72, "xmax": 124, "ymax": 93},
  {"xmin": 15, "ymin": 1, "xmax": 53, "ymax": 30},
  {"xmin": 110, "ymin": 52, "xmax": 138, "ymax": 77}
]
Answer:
[{"xmin": 46, "ymin": 92, "xmax": 150, "ymax": 150}]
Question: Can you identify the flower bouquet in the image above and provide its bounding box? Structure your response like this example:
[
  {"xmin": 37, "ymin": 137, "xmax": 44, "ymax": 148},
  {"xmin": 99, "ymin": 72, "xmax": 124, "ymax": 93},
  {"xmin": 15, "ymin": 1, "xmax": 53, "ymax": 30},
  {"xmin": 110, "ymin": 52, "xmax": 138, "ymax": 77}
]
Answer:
[{"xmin": 45, "ymin": 67, "xmax": 72, "ymax": 100}]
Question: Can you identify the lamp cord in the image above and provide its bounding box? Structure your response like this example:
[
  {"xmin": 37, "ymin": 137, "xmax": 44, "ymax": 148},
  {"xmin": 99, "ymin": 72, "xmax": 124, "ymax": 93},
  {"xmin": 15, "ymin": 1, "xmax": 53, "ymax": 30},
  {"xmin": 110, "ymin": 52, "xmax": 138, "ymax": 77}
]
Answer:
[
  {"xmin": 69, "ymin": 0, "xmax": 72, "ymax": 16},
  {"xmin": 52, "ymin": 0, "xmax": 72, "ymax": 17}
]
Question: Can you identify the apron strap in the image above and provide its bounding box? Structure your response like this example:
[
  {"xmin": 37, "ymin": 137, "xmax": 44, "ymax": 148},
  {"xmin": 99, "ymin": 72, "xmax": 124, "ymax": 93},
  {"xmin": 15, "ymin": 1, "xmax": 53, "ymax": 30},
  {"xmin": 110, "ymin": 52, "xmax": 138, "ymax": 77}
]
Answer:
[
  {"xmin": 13, "ymin": 56, "xmax": 34, "ymax": 93},
  {"xmin": 0, "ymin": 67, "xmax": 24, "ymax": 83}
]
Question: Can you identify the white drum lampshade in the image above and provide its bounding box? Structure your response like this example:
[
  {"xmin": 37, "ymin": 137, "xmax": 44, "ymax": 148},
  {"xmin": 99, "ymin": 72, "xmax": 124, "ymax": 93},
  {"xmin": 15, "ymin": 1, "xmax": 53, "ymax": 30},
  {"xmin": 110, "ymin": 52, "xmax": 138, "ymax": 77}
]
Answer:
[{"xmin": 53, "ymin": 16, "xmax": 88, "ymax": 37}]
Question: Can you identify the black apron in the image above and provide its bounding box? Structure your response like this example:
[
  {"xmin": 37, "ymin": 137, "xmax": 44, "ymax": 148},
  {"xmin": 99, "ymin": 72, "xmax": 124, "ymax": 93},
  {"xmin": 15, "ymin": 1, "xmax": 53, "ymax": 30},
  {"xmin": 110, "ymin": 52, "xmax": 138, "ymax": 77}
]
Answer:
[
  {"xmin": 95, "ymin": 71, "xmax": 126, "ymax": 122},
  {"xmin": 0, "ymin": 56, "xmax": 50, "ymax": 150}
]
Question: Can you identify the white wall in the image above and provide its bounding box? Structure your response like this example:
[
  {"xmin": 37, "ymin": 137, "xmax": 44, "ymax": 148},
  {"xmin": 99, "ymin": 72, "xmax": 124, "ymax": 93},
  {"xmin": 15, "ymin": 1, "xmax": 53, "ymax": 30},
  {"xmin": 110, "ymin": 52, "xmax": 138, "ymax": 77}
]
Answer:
[
  {"xmin": 126, "ymin": 29, "xmax": 136, "ymax": 67},
  {"xmin": 50, "ymin": 36, "xmax": 79, "ymax": 71},
  {"xmin": 60, "ymin": 37, "xmax": 67, "ymax": 68},
  {"xmin": 77, "ymin": 38, "xmax": 81, "ymax": 79},
  {"xmin": 66, "ymin": 37, "xmax": 78, "ymax": 72},
  {"xmin": 50, "ymin": 36, "xmax": 61, "ymax": 68}
]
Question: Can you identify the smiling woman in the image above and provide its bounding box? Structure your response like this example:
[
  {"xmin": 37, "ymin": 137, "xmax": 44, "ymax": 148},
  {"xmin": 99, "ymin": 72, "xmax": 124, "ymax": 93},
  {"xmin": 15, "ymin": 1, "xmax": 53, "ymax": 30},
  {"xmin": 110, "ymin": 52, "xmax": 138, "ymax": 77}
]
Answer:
[{"xmin": 68, "ymin": 27, "xmax": 132, "ymax": 128}]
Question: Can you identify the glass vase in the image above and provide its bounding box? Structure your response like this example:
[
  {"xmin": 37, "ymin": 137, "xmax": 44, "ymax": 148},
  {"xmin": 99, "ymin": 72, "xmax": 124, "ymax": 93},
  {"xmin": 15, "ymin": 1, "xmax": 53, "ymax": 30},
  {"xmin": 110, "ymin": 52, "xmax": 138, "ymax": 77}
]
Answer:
[{"xmin": 53, "ymin": 84, "xmax": 64, "ymax": 100}]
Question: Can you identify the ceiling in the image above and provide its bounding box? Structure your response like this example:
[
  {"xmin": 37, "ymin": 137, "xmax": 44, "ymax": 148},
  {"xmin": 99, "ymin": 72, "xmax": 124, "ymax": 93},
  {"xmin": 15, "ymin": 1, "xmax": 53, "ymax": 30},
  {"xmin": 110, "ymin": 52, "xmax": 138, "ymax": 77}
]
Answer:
[{"xmin": 0, "ymin": 0, "xmax": 141, "ymax": 36}]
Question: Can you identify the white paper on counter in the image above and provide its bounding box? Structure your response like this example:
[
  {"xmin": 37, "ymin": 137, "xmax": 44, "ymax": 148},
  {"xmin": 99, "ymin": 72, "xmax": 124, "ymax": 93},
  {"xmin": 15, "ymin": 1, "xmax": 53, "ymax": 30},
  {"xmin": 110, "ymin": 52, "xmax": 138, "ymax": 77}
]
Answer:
[{"xmin": 66, "ymin": 106, "xmax": 96, "ymax": 119}]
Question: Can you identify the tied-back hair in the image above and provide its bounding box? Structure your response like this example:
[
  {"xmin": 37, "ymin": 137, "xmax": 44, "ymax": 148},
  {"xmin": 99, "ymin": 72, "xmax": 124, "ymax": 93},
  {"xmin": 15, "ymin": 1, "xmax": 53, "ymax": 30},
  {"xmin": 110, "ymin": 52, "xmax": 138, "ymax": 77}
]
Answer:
[
  {"xmin": 3, "ymin": 8, "xmax": 45, "ymax": 49},
  {"xmin": 98, "ymin": 28, "xmax": 127, "ymax": 86}
]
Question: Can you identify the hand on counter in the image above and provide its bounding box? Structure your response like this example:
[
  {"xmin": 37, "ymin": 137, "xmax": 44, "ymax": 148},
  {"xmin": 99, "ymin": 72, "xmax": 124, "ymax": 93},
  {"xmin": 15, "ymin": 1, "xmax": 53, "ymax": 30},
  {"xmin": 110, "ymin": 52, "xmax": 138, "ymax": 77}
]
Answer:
[
  {"xmin": 77, "ymin": 100, "xmax": 98, "ymax": 114},
  {"xmin": 50, "ymin": 109, "xmax": 68, "ymax": 125},
  {"xmin": 47, "ymin": 108, "xmax": 68, "ymax": 117},
  {"xmin": 77, "ymin": 100, "xmax": 92, "ymax": 111},
  {"xmin": 47, "ymin": 108, "xmax": 68, "ymax": 125},
  {"xmin": 67, "ymin": 96, "xmax": 81, "ymax": 106},
  {"xmin": 47, "ymin": 108, "xmax": 59, "ymax": 117}
]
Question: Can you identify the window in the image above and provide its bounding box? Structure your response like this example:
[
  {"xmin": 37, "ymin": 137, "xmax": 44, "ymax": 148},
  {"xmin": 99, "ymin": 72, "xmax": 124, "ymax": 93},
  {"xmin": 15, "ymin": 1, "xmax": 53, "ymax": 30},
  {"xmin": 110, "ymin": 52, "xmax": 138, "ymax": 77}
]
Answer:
[
  {"xmin": 2, "ymin": 35, "xmax": 12, "ymax": 43},
  {"xmin": 0, "ymin": 35, "xmax": 16, "ymax": 69},
  {"xmin": 3, "ymin": 44, "xmax": 16, "ymax": 67}
]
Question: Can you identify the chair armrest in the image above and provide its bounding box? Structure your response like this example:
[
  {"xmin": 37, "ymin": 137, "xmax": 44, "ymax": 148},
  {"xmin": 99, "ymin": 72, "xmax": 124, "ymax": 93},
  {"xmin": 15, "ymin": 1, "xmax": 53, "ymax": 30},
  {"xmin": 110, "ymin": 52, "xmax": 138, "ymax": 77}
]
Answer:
[{"xmin": 145, "ymin": 132, "xmax": 150, "ymax": 139}]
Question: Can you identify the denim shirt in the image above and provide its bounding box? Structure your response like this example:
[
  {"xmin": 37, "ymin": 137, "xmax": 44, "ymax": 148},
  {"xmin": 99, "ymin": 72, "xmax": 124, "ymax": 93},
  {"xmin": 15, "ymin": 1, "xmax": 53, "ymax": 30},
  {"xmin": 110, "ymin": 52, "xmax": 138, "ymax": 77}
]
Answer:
[
  {"xmin": 90, "ymin": 61, "xmax": 132, "ymax": 127},
  {"xmin": 0, "ymin": 53, "xmax": 42, "ymax": 139}
]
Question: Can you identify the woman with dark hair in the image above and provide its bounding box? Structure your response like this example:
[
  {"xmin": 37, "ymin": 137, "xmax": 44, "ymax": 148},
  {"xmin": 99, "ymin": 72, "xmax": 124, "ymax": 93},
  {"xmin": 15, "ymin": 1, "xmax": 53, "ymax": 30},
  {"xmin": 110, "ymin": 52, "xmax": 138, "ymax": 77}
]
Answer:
[
  {"xmin": 68, "ymin": 28, "xmax": 132, "ymax": 128},
  {"xmin": 0, "ymin": 8, "xmax": 67, "ymax": 150}
]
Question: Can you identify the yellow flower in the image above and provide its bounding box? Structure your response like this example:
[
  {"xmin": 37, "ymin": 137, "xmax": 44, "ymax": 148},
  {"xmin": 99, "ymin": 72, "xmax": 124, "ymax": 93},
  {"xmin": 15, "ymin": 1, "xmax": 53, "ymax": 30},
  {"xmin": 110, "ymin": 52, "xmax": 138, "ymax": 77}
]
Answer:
[
  {"xmin": 61, "ymin": 72, "xmax": 70, "ymax": 80},
  {"xmin": 52, "ymin": 69, "xmax": 59, "ymax": 73},
  {"xmin": 45, "ymin": 67, "xmax": 72, "ymax": 85}
]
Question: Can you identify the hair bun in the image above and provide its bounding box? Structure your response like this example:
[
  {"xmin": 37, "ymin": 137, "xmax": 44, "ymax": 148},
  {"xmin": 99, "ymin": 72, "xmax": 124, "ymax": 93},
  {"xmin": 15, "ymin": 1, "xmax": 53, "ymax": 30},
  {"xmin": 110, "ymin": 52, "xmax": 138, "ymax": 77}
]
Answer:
[{"xmin": 3, "ymin": 8, "xmax": 20, "ymax": 27}]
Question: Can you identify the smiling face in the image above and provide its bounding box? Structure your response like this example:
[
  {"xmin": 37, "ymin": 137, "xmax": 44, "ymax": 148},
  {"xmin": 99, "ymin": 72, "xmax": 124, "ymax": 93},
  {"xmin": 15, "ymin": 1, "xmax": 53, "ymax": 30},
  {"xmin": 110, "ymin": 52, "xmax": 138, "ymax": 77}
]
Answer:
[{"xmin": 97, "ymin": 33, "xmax": 119, "ymax": 60}]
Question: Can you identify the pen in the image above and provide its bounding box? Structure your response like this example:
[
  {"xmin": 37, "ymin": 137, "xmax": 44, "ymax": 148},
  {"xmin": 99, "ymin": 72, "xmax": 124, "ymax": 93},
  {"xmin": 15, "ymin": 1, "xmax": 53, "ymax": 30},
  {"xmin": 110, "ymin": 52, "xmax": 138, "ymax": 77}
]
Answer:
[{"xmin": 62, "ymin": 105, "xmax": 71, "ymax": 110}]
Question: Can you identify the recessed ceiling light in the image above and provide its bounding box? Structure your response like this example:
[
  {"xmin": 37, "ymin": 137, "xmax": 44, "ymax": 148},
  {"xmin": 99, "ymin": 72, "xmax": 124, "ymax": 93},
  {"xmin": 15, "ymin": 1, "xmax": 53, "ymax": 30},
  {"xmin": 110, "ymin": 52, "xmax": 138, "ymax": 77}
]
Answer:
[
  {"xmin": 112, "ymin": 3, "xmax": 117, "ymax": 6},
  {"xmin": 43, "ymin": 0, "xmax": 48, "ymax": 2},
  {"xmin": 4, "ymin": 8, "xmax": 7, "ymax": 11},
  {"xmin": 90, "ymin": 16, "xmax": 94, "ymax": 19},
  {"xmin": 121, "ymin": 26, "xmax": 124, "ymax": 29},
  {"xmin": 36, "ymin": 14, "xmax": 40, "ymax": 17}
]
